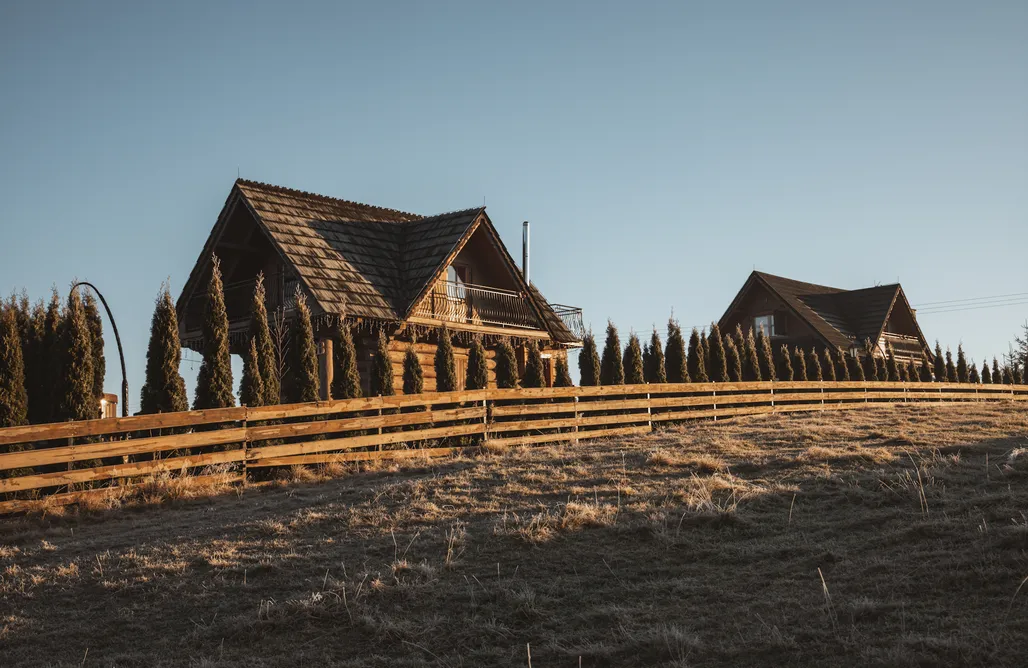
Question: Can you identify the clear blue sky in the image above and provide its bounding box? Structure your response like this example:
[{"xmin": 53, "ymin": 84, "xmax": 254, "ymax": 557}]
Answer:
[{"xmin": 1, "ymin": 1, "xmax": 1025, "ymax": 408}]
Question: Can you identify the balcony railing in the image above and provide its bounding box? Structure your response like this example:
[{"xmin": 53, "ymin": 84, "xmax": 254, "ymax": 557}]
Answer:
[
  {"xmin": 413, "ymin": 281, "xmax": 543, "ymax": 330},
  {"xmin": 551, "ymin": 304, "xmax": 586, "ymax": 340},
  {"xmin": 881, "ymin": 333, "xmax": 924, "ymax": 360}
]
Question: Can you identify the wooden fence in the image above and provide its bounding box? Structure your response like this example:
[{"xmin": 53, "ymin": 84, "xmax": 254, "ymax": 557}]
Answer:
[{"xmin": 1, "ymin": 381, "xmax": 1025, "ymax": 514}]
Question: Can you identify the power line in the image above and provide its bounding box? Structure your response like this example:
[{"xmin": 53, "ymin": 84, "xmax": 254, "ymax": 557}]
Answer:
[
  {"xmin": 915, "ymin": 299, "xmax": 1028, "ymax": 316},
  {"xmin": 914, "ymin": 291, "xmax": 1028, "ymax": 307}
]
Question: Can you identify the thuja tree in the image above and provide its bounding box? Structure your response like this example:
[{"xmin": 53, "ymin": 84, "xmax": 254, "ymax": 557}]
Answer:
[
  {"xmin": 981, "ymin": 361, "xmax": 992, "ymax": 384},
  {"xmin": 645, "ymin": 328, "xmax": 666, "ymax": 383},
  {"xmin": 743, "ymin": 329, "xmax": 762, "ymax": 382},
  {"xmin": 623, "ymin": 334, "xmax": 645, "ymax": 384},
  {"xmin": 194, "ymin": 257, "xmax": 235, "ymax": 410},
  {"xmin": 934, "ymin": 342, "xmax": 946, "ymax": 383},
  {"xmin": 250, "ymin": 273, "xmax": 280, "ymax": 405},
  {"xmin": 777, "ymin": 344, "xmax": 794, "ymax": 381},
  {"xmin": 885, "ymin": 343, "xmax": 900, "ymax": 382},
  {"xmin": 956, "ymin": 344, "xmax": 969, "ymax": 383},
  {"xmin": 140, "ymin": 285, "xmax": 188, "ymax": 415},
  {"xmin": 1013, "ymin": 364, "xmax": 1023, "ymax": 385},
  {"xmin": 83, "ymin": 292, "xmax": 105, "ymax": 406},
  {"xmin": 465, "ymin": 338, "xmax": 489, "ymax": 390},
  {"xmin": 834, "ymin": 347, "xmax": 850, "ymax": 381},
  {"xmin": 700, "ymin": 330, "xmax": 711, "ymax": 374},
  {"xmin": 600, "ymin": 320, "xmax": 624, "ymax": 385},
  {"xmin": 39, "ymin": 289, "xmax": 63, "ymax": 423},
  {"xmin": 920, "ymin": 351, "xmax": 933, "ymax": 382},
  {"xmin": 862, "ymin": 340, "xmax": 878, "ymax": 381},
  {"xmin": 945, "ymin": 348, "xmax": 956, "ymax": 383},
  {"xmin": 239, "ymin": 337, "xmax": 265, "ymax": 407},
  {"xmin": 821, "ymin": 348, "xmax": 836, "ymax": 381},
  {"xmin": 707, "ymin": 324, "xmax": 728, "ymax": 382},
  {"xmin": 370, "ymin": 329, "xmax": 395, "ymax": 396},
  {"xmin": 792, "ymin": 347, "xmax": 807, "ymax": 381},
  {"xmin": 57, "ymin": 288, "xmax": 96, "ymax": 421},
  {"xmin": 1002, "ymin": 365, "xmax": 1014, "ymax": 385},
  {"xmin": 24, "ymin": 299, "xmax": 46, "ymax": 424},
  {"xmin": 554, "ymin": 355, "xmax": 574, "ymax": 387},
  {"xmin": 0, "ymin": 305, "xmax": 28, "ymax": 428},
  {"xmin": 494, "ymin": 338, "xmax": 519, "ymax": 389},
  {"xmin": 665, "ymin": 319, "xmax": 688, "ymax": 383},
  {"xmin": 331, "ymin": 326, "xmax": 362, "ymax": 399},
  {"xmin": 687, "ymin": 328, "xmax": 708, "ymax": 383},
  {"xmin": 806, "ymin": 348, "xmax": 822, "ymax": 381},
  {"xmin": 755, "ymin": 329, "xmax": 774, "ymax": 381},
  {"xmin": 522, "ymin": 339, "xmax": 545, "ymax": 388},
  {"xmin": 905, "ymin": 360, "xmax": 917, "ymax": 383},
  {"xmin": 992, "ymin": 358, "xmax": 1001, "ymax": 385},
  {"xmin": 435, "ymin": 327, "xmax": 459, "ymax": 392},
  {"xmin": 289, "ymin": 291, "xmax": 320, "ymax": 403},
  {"xmin": 724, "ymin": 337, "xmax": 742, "ymax": 382},
  {"xmin": 968, "ymin": 361, "xmax": 980, "ymax": 384},
  {"xmin": 402, "ymin": 343, "xmax": 424, "ymax": 394},
  {"xmin": 849, "ymin": 350, "xmax": 866, "ymax": 381},
  {"xmin": 578, "ymin": 333, "xmax": 600, "ymax": 387}
]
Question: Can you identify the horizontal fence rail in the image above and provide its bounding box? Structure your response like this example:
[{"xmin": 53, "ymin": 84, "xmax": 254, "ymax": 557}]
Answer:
[{"xmin": 0, "ymin": 381, "xmax": 1025, "ymax": 514}]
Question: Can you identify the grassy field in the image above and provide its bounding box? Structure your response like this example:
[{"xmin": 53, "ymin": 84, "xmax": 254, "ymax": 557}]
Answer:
[{"xmin": 2, "ymin": 403, "xmax": 1027, "ymax": 667}]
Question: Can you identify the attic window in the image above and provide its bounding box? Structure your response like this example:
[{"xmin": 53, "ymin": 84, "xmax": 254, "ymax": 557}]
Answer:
[
  {"xmin": 447, "ymin": 265, "xmax": 470, "ymax": 285},
  {"xmin": 754, "ymin": 314, "xmax": 775, "ymax": 337}
]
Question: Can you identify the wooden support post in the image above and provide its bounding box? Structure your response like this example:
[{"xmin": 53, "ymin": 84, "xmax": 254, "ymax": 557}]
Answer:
[
  {"xmin": 242, "ymin": 410, "xmax": 249, "ymax": 485},
  {"xmin": 712, "ymin": 387, "xmax": 717, "ymax": 422},
  {"xmin": 573, "ymin": 395, "xmax": 580, "ymax": 445},
  {"xmin": 646, "ymin": 391, "xmax": 652, "ymax": 432}
]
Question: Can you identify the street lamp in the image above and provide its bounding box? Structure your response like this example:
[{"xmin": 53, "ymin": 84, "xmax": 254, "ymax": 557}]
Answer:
[{"xmin": 70, "ymin": 282, "xmax": 129, "ymax": 418}]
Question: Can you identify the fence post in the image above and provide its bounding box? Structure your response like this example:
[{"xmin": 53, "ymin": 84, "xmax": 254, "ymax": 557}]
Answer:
[
  {"xmin": 573, "ymin": 395, "xmax": 580, "ymax": 445},
  {"xmin": 770, "ymin": 384, "xmax": 775, "ymax": 414},
  {"xmin": 482, "ymin": 393, "xmax": 489, "ymax": 445},
  {"xmin": 820, "ymin": 382, "xmax": 825, "ymax": 411},
  {"xmin": 712, "ymin": 387, "xmax": 717, "ymax": 422},
  {"xmin": 646, "ymin": 390, "xmax": 652, "ymax": 433},
  {"xmin": 242, "ymin": 406, "xmax": 249, "ymax": 486}
]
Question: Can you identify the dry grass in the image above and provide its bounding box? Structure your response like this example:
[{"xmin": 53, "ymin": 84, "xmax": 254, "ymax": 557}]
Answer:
[{"xmin": 1, "ymin": 403, "xmax": 1028, "ymax": 666}]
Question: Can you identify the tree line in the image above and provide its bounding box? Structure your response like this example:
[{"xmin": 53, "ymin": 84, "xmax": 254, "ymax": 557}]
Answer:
[{"xmin": 575, "ymin": 319, "xmax": 1026, "ymax": 387}]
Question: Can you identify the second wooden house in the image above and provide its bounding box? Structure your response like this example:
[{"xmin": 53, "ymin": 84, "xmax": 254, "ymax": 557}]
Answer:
[{"xmin": 176, "ymin": 180, "xmax": 584, "ymax": 397}]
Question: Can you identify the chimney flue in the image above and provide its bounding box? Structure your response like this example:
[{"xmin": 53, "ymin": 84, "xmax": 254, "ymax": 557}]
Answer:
[{"xmin": 522, "ymin": 221, "xmax": 530, "ymax": 284}]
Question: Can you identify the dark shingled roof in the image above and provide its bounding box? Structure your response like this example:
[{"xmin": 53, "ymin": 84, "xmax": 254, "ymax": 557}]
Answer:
[
  {"xmin": 745, "ymin": 272, "xmax": 906, "ymax": 350},
  {"xmin": 224, "ymin": 180, "xmax": 575, "ymax": 342}
]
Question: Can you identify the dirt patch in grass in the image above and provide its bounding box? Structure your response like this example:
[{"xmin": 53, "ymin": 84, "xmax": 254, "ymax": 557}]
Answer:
[{"xmin": 2, "ymin": 403, "xmax": 1028, "ymax": 666}]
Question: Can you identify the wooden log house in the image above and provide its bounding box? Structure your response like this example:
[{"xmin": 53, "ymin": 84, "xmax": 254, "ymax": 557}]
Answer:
[
  {"xmin": 176, "ymin": 180, "xmax": 584, "ymax": 397},
  {"xmin": 719, "ymin": 271, "xmax": 932, "ymax": 362}
]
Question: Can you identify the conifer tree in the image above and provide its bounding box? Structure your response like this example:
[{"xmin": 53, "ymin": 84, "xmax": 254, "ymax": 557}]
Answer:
[
  {"xmin": 993, "ymin": 358, "xmax": 1002, "ymax": 386},
  {"xmin": 249, "ymin": 273, "xmax": 280, "ymax": 405},
  {"xmin": 370, "ymin": 329, "xmax": 395, "ymax": 396},
  {"xmin": 0, "ymin": 305, "xmax": 28, "ymax": 428},
  {"xmin": 645, "ymin": 328, "xmax": 667, "ymax": 383},
  {"xmin": 1002, "ymin": 365, "xmax": 1014, "ymax": 385},
  {"xmin": 24, "ymin": 299, "xmax": 46, "ymax": 423},
  {"xmin": 39, "ymin": 289, "xmax": 62, "ymax": 423},
  {"xmin": 968, "ymin": 361, "xmax": 980, "ymax": 384},
  {"xmin": 239, "ymin": 337, "xmax": 265, "ymax": 407},
  {"xmin": 849, "ymin": 350, "xmax": 865, "ymax": 381},
  {"xmin": 981, "ymin": 361, "xmax": 992, "ymax": 384},
  {"xmin": 792, "ymin": 347, "xmax": 807, "ymax": 381},
  {"xmin": 1014, "ymin": 365, "xmax": 1023, "ymax": 385},
  {"xmin": 83, "ymin": 292, "xmax": 105, "ymax": 410},
  {"xmin": 733, "ymin": 324, "xmax": 746, "ymax": 361},
  {"xmin": 835, "ymin": 347, "xmax": 850, "ymax": 381},
  {"xmin": 920, "ymin": 351, "xmax": 933, "ymax": 382},
  {"xmin": 945, "ymin": 348, "xmax": 956, "ymax": 383},
  {"xmin": 905, "ymin": 360, "xmax": 917, "ymax": 383},
  {"xmin": 743, "ymin": 329, "xmax": 762, "ymax": 382},
  {"xmin": 465, "ymin": 338, "xmax": 489, "ymax": 390},
  {"xmin": 285, "ymin": 290, "xmax": 320, "ymax": 403},
  {"xmin": 434, "ymin": 327, "xmax": 459, "ymax": 392},
  {"xmin": 57, "ymin": 288, "xmax": 95, "ymax": 422},
  {"xmin": 194, "ymin": 257, "xmax": 235, "ymax": 409},
  {"xmin": 522, "ymin": 339, "xmax": 545, "ymax": 388},
  {"xmin": 600, "ymin": 320, "xmax": 624, "ymax": 385},
  {"xmin": 331, "ymin": 326, "xmax": 362, "ymax": 400},
  {"xmin": 806, "ymin": 348, "xmax": 822, "ymax": 381},
  {"xmin": 862, "ymin": 340, "xmax": 878, "ymax": 381},
  {"xmin": 885, "ymin": 343, "xmax": 900, "ymax": 382},
  {"xmin": 821, "ymin": 348, "xmax": 836, "ymax": 381},
  {"xmin": 402, "ymin": 343, "xmax": 424, "ymax": 394},
  {"xmin": 700, "ymin": 330, "xmax": 711, "ymax": 374},
  {"xmin": 554, "ymin": 355, "xmax": 573, "ymax": 387},
  {"xmin": 494, "ymin": 338, "xmax": 519, "ymax": 389},
  {"xmin": 724, "ymin": 337, "xmax": 743, "ymax": 382},
  {"xmin": 956, "ymin": 344, "xmax": 969, "ymax": 383},
  {"xmin": 708, "ymin": 324, "xmax": 729, "ymax": 382},
  {"xmin": 623, "ymin": 334, "xmax": 645, "ymax": 384},
  {"xmin": 934, "ymin": 342, "xmax": 946, "ymax": 383},
  {"xmin": 755, "ymin": 329, "xmax": 775, "ymax": 381},
  {"xmin": 578, "ymin": 333, "xmax": 600, "ymax": 387},
  {"xmin": 140, "ymin": 285, "xmax": 189, "ymax": 415},
  {"xmin": 777, "ymin": 344, "xmax": 794, "ymax": 381},
  {"xmin": 665, "ymin": 319, "xmax": 688, "ymax": 383},
  {"xmin": 686, "ymin": 328, "xmax": 708, "ymax": 382}
]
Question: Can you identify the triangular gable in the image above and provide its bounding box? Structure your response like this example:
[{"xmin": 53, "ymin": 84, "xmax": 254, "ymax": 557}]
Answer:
[{"xmin": 869, "ymin": 286, "xmax": 933, "ymax": 361}]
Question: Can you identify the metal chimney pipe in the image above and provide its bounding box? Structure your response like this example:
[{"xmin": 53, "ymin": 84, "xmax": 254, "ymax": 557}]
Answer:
[{"xmin": 522, "ymin": 221, "xmax": 530, "ymax": 284}]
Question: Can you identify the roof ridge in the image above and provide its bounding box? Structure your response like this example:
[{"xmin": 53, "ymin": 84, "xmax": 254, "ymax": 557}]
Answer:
[{"xmin": 235, "ymin": 178, "xmax": 423, "ymax": 221}]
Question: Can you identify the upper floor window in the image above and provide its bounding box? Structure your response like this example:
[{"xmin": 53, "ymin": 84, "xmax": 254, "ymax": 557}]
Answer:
[
  {"xmin": 447, "ymin": 264, "xmax": 470, "ymax": 285},
  {"xmin": 754, "ymin": 314, "xmax": 775, "ymax": 337}
]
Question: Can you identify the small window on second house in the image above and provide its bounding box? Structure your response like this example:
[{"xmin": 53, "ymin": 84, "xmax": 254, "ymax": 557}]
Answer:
[{"xmin": 754, "ymin": 314, "xmax": 775, "ymax": 337}]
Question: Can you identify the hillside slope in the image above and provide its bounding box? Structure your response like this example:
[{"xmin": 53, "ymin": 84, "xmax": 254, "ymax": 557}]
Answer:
[{"xmin": 2, "ymin": 403, "xmax": 1027, "ymax": 667}]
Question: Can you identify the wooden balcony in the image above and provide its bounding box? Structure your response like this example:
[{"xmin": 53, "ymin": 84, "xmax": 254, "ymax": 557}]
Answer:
[
  {"xmin": 881, "ymin": 333, "xmax": 924, "ymax": 360},
  {"xmin": 412, "ymin": 281, "xmax": 544, "ymax": 332}
]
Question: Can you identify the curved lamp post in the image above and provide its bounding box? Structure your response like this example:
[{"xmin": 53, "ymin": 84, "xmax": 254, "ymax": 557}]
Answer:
[{"xmin": 70, "ymin": 282, "xmax": 129, "ymax": 418}]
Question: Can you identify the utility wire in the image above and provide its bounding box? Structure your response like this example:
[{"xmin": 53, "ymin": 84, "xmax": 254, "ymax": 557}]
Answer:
[{"xmin": 914, "ymin": 291, "xmax": 1028, "ymax": 307}]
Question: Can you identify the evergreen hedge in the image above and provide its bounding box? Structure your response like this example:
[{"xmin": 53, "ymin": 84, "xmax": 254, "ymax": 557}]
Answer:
[
  {"xmin": 402, "ymin": 343, "xmax": 424, "ymax": 394},
  {"xmin": 434, "ymin": 327, "xmax": 459, "ymax": 392},
  {"xmin": 194, "ymin": 257, "xmax": 235, "ymax": 410},
  {"xmin": 708, "ymin": 324, "xmax": 728, "ymax": 382},
  {"xmin": 522, "ymin": 340, "xmax": 545, "ymax": 388},
  {"xmin": 39, "ymin": 290, "xmax": 63, "ymax": 423},
  {"xmin": 494, "ymin": 339, "xmax": 519, "ymax": 389},
  {"xmin": 645, "ymin": 328, "xmax": 667, "ymax": 383},
  {"xmin": 0, "ymin": 305, "xmax": 28, "ymax": 428},
  {"xmin": 945, "ymin": 348, "xmax": 956, "ymax": 383},
  {"xmin": 83, "ymin": 292, "xmax": 105, "ymax": 408},
  {"xmin": 792, "ymin": 347, "xmax": 807, "ymax": 381},
  {"xmin": 371, "ymin": 329, "xmax": 395, "ymax": 396},
  {"xmin": 724, "ymin": 337, "xmax": 742, "ymax": 382},
  {"xmin": 578, "ymin": 333, "xmax": 601, "ymax": 387},
  {"xmin": 140, "ymin": 285, "xmax": 189, "ymax": 415},
  {"xmin": 934, "ymin": 342, "xmax": 946, "ymax": 383},
  {"xmin": 956, "ymin": 345, "xmax": 969, "ymax": 383},
  {"xmin": 250, "ymin": 273, "xmax": 280, "ymax": 405},
  {"xmin": 743, "ymin": 329, "xmax": 762, "ymax": 382},
  {"xmin": 835, "ymin": 347, "xmax": 850, "ymax": 381},
  {"xmin": 331, "ymin": 326, "xmax": 362, "ymax": 399},
  {"xmin": 554, "ymin": 355, "xmax": 574, "ymax": 387},
  {"xmin": 665, "ymin": 319, "xmax": 688, "ymax": 383},
  {"xmin": 289, "ymin": 291, "xmax": 320, "ymax": 403},
  {"xmin": 240, "ymin": 337, "xmax": 265, "ymax": 407},
  {"xmin": 465, "ymin": 338, "xmax": 489, "ymax": 390},
  {"xmin": 806, "ymin": 348, "xmax": 822, "ymax": 381},
  {"xmin": 885, "ymin": 343, "xmax": 900, "ymax": 382},
  {"xmin": 58, "ymin": 288, "xmax": 96, "ymax": 421},
  {"xmin": 623, "ymin": 334, "xmax": 645, "ymax": 384},
  {"xmin": 920, "ymin": 351, "xmax": 933, "ymax": 382},
  {"xmin": 755, "ymin": 329, "xmax": 775, "ymax": 381},
  {"xmin": 992, "ymin": 358, "xmax": 1001, "ymax": 386},
  {"xmin": 821, "ymin": 348, "xmax": 836, "ymax": 382},
  {"xmin": 981, "ymin": 361, "xmax": 992, "ymax": 384},
  {"xmin": 968, "ymin": 362, "xmax": 980, "ymax": 384},
  {"xmin": 849, "ymin": 350, "xmax": 865, "ymax": 381},
  {"xmin": 687, "ymin": 327, "xmax": 708, "ymax": 383},
  {"xmin": 777, "ymin": 344, "xmax": 794, "ymax": 381}
]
